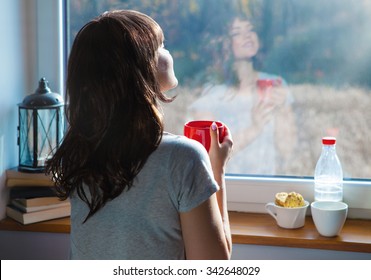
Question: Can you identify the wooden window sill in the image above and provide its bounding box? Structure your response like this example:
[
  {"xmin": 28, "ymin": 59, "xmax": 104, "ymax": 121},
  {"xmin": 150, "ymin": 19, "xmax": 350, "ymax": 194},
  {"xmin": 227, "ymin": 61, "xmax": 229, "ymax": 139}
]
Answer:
[
  {"xmin": 1, "ymin": 211, "xmax": 370, "ymax": 253},
  {"xmin": 229, "ymin": 212, "xmax": 371, "ymax": 253}
]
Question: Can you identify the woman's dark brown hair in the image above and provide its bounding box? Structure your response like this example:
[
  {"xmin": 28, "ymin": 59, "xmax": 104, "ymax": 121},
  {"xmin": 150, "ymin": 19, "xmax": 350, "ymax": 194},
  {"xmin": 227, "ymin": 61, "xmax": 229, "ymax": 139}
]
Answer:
[{"xmin": 46, "ymin": 10, "xmax": 173, "ymax": 221}]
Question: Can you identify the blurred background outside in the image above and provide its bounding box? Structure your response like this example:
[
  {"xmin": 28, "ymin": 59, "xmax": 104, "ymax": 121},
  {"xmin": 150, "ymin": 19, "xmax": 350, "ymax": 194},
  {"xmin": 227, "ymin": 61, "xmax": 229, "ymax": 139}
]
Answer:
[{"xmin": 68, "ymin": 0, "xmax": 371, "ymax": 179}]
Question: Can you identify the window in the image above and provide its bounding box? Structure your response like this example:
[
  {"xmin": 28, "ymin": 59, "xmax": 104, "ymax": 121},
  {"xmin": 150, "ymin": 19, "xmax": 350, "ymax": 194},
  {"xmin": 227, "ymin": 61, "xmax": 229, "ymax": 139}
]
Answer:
[{"xmin": 64, "ymin": 0, "xmax": 371, "ymax": 216}]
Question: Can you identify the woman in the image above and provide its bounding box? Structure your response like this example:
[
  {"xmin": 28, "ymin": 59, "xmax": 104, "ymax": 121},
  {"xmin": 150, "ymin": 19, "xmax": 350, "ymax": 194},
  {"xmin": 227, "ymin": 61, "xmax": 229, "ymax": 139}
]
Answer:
[
  {"xmin": 46, "ymin": 10, "xmax": 233, "ymax": 260},
  {"xmin": 189, "ymin": 14, "xmax": 297, "ymax": 175}
]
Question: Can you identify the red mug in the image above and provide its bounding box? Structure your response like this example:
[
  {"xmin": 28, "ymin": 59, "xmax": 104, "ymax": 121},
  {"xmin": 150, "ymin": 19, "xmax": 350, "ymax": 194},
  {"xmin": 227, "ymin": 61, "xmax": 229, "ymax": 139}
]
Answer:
[
  {"xmin": 257, "ymin": 78, "xmax": 282, "ymax": 100},
  {"xmin": 184, "ymin": 120, "xmax": 225, "ymax": 152}
]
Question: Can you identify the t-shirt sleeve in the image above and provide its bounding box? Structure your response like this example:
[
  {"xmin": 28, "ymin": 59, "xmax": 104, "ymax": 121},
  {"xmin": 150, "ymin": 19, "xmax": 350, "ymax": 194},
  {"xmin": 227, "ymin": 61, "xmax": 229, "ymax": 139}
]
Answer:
[{"xmin": 168, "ymin": 136, "xmax": 219, "ymax": 213}]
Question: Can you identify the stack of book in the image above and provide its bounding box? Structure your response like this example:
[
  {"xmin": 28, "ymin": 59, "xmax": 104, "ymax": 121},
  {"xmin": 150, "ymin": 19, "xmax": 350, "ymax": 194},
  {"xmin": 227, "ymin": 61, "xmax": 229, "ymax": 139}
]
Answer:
[{"xmin": 5, "ymin": 168, "xmax": 71, "ymax": 225}]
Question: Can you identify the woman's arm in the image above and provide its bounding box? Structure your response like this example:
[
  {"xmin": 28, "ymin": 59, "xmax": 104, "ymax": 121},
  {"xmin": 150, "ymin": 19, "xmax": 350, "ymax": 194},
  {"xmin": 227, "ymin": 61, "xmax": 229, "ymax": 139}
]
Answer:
[
  {"xmin": 180, "ymin": 125, "xmax": 233, "ymax": 259},
  {"xmin": 180, "ymin": 193, "xmax": 231, "ymax": 259},
  {"xmin": 231, "ymin": 99, "xmax": 275, "ymax": 151}
]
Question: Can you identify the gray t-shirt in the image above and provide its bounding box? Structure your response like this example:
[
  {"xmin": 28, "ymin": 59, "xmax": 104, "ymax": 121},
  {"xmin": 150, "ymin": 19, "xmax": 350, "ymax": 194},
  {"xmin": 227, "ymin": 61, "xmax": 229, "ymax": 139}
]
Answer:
[{"xmin": 69, "ymin": 133, "xmax": 219, "ymax": 259}]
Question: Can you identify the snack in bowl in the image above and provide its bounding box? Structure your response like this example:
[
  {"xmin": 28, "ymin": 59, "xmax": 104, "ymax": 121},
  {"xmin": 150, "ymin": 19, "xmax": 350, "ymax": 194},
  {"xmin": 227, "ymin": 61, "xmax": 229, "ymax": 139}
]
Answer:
[
  {"xmin": 266, "ymin": 192, "xmax": 309, "ymax": 229},
  {"xmin": 275, "ymin": 192, "xmax": 305, "ymax": 208}
]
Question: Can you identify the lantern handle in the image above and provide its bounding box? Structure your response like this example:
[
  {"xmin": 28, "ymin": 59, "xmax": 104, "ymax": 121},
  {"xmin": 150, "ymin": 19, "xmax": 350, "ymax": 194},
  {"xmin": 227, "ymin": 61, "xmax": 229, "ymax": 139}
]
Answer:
[{"xmin": 35, "ymin": 77, "xmax": 52, "ymax": 94}]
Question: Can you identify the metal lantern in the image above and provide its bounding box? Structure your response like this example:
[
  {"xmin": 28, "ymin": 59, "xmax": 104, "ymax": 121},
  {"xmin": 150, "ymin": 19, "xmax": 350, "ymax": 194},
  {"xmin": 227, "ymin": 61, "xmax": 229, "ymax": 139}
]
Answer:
[{"xmin": 17, "ymin": 77, "xmax": 65, "ymax": 173}]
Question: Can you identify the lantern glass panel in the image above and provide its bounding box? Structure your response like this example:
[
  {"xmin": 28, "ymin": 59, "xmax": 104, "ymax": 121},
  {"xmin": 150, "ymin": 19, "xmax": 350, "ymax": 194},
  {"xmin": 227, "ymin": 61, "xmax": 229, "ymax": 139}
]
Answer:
[
  {"xmin": 19, "ymin": 108, "xmax": 33, "ymax": 167},
  {"xmin": 19, "ymin": 106, "xmax": 64, "ymax": 170}
]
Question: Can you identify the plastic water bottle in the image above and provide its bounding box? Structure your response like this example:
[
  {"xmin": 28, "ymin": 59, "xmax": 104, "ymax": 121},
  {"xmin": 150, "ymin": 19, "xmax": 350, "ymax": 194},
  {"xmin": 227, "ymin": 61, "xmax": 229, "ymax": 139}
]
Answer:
[{"xmin": 314, "ymin": 137, "xmax": 343, "ymax": 201}]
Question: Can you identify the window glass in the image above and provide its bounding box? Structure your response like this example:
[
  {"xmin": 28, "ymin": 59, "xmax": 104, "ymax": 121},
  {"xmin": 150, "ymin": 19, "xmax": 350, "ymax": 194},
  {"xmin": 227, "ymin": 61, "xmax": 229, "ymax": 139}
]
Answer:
[{"xmin": 68, "ymin": 0, "xmax": 371, "ymax": 179}]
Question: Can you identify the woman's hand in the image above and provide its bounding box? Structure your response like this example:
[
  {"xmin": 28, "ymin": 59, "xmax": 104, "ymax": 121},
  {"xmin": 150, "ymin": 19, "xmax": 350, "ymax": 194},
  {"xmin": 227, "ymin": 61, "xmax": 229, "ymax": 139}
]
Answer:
[
  {"xmin": 251, "ymin": 84, "xmax": 288, "ymax": 130},
  {"xmin": 251, "ymin": 98, "xmax": 275, "ymax": 130},
  {"xmin": 208, "ymin": 123, "xmax": 233, "ymax": 176},
  {"xmin": 267, "ymin": 85, "xmax": 287, "ymax": 108}
]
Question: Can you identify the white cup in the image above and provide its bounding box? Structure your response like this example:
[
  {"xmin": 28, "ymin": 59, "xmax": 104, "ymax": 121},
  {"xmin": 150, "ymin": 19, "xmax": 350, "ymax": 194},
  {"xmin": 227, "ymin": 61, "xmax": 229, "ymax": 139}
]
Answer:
[
  {"xmin": 311, "ymin": 201, "xmax": 348, "ymax": 237},
  {"xmin": 265, "ymin": 201, "xmax": 309, "ymax": 229}
]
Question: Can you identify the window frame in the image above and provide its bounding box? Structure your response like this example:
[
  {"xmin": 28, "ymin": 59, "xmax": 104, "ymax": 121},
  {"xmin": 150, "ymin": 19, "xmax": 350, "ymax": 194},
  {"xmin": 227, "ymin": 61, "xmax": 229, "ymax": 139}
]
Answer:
[
  {"xmin": 36, "ymin": 0, "xmax": 65, "ymax": 98},
  {"xmin": 40, "ymin": 0, "xmax": 371, "ymax": 219},
  {"xmin": 226, "ymin": 175, "xmax": 371, "ymax": 219}
]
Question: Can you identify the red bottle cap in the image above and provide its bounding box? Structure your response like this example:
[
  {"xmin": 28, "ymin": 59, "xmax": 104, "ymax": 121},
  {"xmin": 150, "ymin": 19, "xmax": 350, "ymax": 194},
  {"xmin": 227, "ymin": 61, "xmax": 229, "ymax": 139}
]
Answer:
[{"xmin": 322, "ymin": 137, "xmax": 336, "ymax": 145}]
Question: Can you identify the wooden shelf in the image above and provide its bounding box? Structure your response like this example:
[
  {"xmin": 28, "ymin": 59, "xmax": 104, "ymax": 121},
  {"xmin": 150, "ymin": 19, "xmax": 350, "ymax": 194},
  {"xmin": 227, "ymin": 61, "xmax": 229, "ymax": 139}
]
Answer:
[
  {"xmin": 1, "ymin": 212, "xmax": 371, "ymax": 253},
  {"xmin": 229, "ymin": 212, "xmax": 371, "ymax": 253},
  {"xmin": 0, "ymin": 216, "xmax": 70, "ymax": 234}
]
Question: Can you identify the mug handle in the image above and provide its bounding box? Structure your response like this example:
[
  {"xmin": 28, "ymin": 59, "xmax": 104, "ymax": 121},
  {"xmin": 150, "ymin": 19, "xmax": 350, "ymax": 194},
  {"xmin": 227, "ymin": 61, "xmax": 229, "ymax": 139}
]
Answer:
[{"xmin": 265, "ymin": 203, "xmax": 278, "ymax": 221}]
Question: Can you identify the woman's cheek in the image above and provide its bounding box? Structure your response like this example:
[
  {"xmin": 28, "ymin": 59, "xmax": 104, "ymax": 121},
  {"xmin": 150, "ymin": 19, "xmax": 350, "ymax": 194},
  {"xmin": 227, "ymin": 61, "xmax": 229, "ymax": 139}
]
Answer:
[{"xmin": 157, "ymin": 49, "xmax": 178, "ymax": 91}]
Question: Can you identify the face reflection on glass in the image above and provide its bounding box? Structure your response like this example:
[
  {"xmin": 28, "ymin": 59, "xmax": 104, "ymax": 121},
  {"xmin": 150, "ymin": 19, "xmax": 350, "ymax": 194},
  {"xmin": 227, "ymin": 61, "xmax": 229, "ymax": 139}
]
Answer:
[
  {"xmin": 156, "ymin": 45, "xmax": 178, "ymax": 92},
  {"xmin": 230, "ymin": 18, "xmax": 259, "ymax": 60}
]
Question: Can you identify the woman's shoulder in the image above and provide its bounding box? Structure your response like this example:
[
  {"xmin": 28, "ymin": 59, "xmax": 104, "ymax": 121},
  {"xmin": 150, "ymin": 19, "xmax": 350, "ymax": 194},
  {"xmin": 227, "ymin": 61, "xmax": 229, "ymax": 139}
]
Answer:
[
  {"xmin": 201, "ymin": 83, "xmax": 230, "ymax": 97},
  {"xmin": 188, "ymin": 83, "xmax": 232, "ymax": 112},
  {"xmin": 161, "ymin": 132, "xmax": 208, "ymax": 158},
  {"xmin": 162, "ymin": 132, "xmax": 204, "ymax": 149}
]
